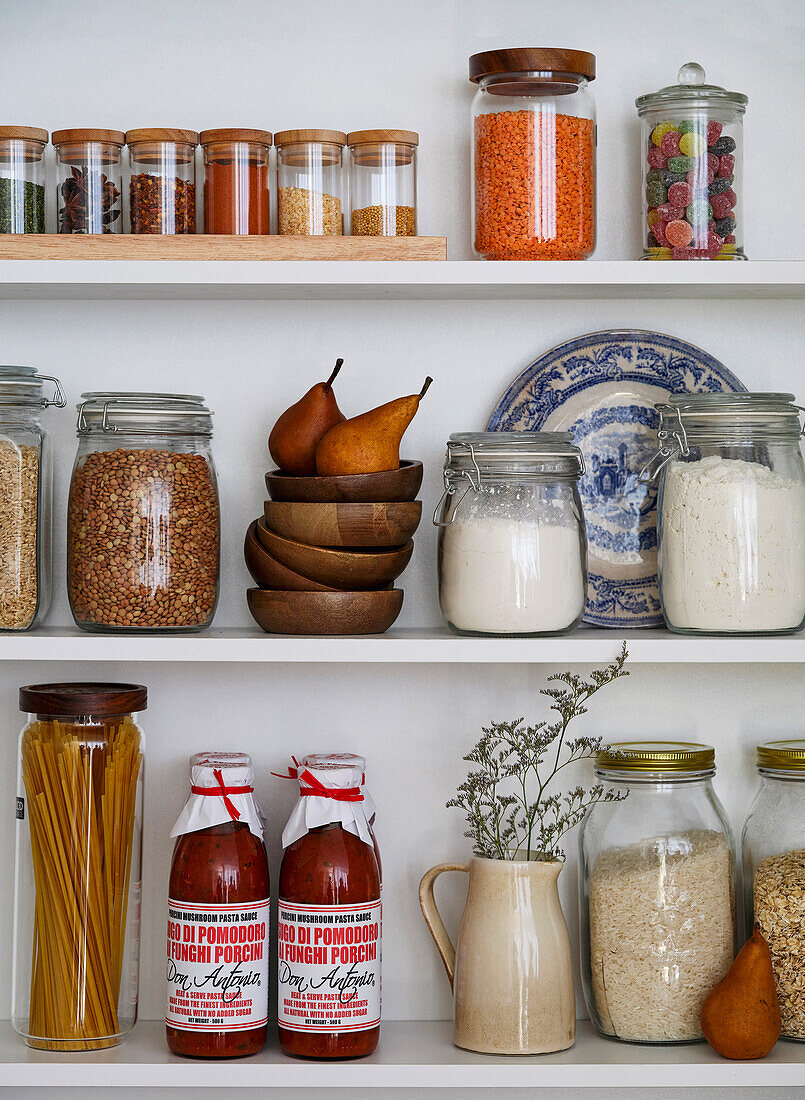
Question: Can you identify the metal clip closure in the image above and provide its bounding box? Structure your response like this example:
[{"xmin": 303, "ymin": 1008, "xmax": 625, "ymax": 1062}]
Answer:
[
  {"xmin": 432, "ymin": 440, "xmax": 482, "ymax": 527},
  {"xmin": 39, "ymin": 375, "xmax": 67, "ymax": 409},
  {"xmin": 638, "ymin": 404, "xmax": 690, "ymax": 483},
  {"xmin": 795, "ymin": 405, "xmax": 805, "ymax": 438}
]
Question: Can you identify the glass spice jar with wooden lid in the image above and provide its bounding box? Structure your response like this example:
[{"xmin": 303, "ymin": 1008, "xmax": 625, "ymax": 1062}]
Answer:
[
  {"xmin": 52, "ymin": 129, "xmax": 125, "ymax": 234},
  {"xmin": 275, "ymin": 129, "xmax": 345, "ymax": 236},
  {"xmin": 0, "ymin": 127, "xmax": 48, "ymax": 234},
  {"xmin": 347, "ymin": 130, "xmax": 418, "ymax": 237},
  {"xmin": 126, "ymin": 128, "xmax": 198, "ymax": 234},
  {"xmin": 200, "ymin": 128, "xmax": 272, "ymax": 235}
]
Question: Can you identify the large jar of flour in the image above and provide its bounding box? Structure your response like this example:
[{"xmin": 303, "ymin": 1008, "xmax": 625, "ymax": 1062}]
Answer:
[
  {"xmin": 648, "ymin": 393, "xmax": 805, "ymax": 635},
  {"xmin": 433, "ymin": 432, "xmax": 586, "ymax": 636}
]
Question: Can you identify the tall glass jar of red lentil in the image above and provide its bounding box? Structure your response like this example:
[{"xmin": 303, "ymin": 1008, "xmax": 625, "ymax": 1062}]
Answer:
[{"xmin": 469, "ymin": 49, "xmax": 596, "ymax": 260}]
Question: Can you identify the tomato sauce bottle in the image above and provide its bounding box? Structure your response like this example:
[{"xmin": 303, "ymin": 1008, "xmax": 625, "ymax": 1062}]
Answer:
[
  {"xmin": 278, "ymin": 755, "xmax": 381, "ymax": 1059},
  {"xmin": 166, "ymin": 753, "xmax": 269, "ymax": 1058}
]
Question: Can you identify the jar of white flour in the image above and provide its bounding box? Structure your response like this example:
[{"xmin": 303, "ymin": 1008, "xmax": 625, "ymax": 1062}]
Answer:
[
  {"xmin": 433, "ymin": 432, "xmax": 587, "ymax": 636},
  {"xmin": 647, "ymin": 393, "xmax": 805, "ymax": 635}
]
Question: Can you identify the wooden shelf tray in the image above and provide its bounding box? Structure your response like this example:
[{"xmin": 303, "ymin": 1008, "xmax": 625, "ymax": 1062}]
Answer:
[{"xmin": 0, "ymin": 234, "xmax": 447, "ymax": 261}]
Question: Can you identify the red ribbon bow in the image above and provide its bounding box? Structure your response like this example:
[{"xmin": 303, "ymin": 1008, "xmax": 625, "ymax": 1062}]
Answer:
[
  {"xmin": 298, "ymin": 767, "xmax": 363, "ymax": 802},
  {"xmin": 271, "ymin": 756, "xmax": 300, "ymax": 781},
  {"xmin": 191, "ymin": 767, "xmax": 253, "ymax": 821}
]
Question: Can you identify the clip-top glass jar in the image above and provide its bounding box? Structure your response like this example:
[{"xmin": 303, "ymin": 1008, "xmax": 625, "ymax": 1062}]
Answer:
[
  {"xmin": 433, "ymin": 432, "xmax": 586, "ymax": 635},
  {"xmin": 275, "ymin": 129, "xmax": 345, "ymax": 236},
  {"xmin": 742, "ymin": 740, "xmax": 805, "ymax": 1041},
  {"xmin": 579, "ymin": 741, "xmax": 735, "ymax": 1044},
  {"xmin": 644, "ymin": 393, "xmax": 805, "ymax": 635},
  {"xmin": 347, "ymin": 130, "xmax": 417, "ymax": 237},
  {"xmin": 0, "ymin": 126, "xmax": 47, "ymax": 233},
  {"xmin": 0, "ymin": 365, "xmax": 65, "ymax": 631},
  {"xmin": 12, "ymin": 681, "xmax": 146, "ymax": 1049},
  {"xmin": 52, "ymin": 129, "xmax": 124, "ymax": 234},
  {"xmin": 636, "ymin": 63, "xmax": 747, "ymax": 260},
  {"xmin": 200, "ymin": 128, "xmax": 272, "ymax": 234},
  {"xmin": 67, "ymin": 392, "xmax": 220, "ymax": 633},
  {"xmin": 126, "ymin": 128, "xmax": 198, "ymax": 234},
  {"xmin": 469, "ymin": 48, "xmax": 596, "ymax": 260}
]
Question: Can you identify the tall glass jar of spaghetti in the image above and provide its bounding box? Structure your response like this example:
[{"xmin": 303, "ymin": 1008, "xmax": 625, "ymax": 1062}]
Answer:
[
  {"xmin": 167, "ymin": 752, "xmax": 269, "ymax": 1058},
  {"xmin": 278, "ymin": 756, "xmax": 381, "ymax": 1058},
  {"xmin": 12, "ymin": 682, "xmax": 147, "ymax": 1050},
  {"xmin": 470, "ymin": 48, "xmax": 596, "ymax": 260}
]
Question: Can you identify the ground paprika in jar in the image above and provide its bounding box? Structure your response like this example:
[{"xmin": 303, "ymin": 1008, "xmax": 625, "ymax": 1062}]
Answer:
[
  {"xmin": 167, "ymin": 753, "xmax": 269, "ymax": 1058},
  {"xmin": 200, "ymin": 129, "xmax": 272, "ymax": 235},
  {"xmin": 277, "ymin": 756, "xmax": 381, "ymax": 1059}
]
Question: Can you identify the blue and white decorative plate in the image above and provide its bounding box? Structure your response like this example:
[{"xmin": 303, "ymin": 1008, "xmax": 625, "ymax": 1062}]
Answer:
[{"xmin": 487, "ymin": 330, "xmax": 745, "ymax": 628}]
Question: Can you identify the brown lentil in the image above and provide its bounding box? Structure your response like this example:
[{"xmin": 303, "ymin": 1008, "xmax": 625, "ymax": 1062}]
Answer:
[
  {"xmin": 351, "ymin": 204, "xmax": 415, "ymax": 236},
  {"xmin": 67, "ymin": 448, "xmax": 219, "ymax": 631},
  {"xmin": 0, "ymin": 440, "xmax": 38, "ymax": 630},
  {"xmin": 130, "ymin": 173, "xmax": 196, "ymax": 234},
  {"xmin": 278, "ymin": 186, "xmax": 342, "ymax": 235}
]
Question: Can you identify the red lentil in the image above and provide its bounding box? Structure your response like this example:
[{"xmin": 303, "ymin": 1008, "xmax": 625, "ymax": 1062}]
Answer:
[{"xmin": 474, "ymin": 110, "xmax": 595, "ymax": 260}]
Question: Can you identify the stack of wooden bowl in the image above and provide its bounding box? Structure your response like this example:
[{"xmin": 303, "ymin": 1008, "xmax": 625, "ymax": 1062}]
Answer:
[{"xmin": 245, "ymin": 460, "xmax": 423, "ymax": 634}]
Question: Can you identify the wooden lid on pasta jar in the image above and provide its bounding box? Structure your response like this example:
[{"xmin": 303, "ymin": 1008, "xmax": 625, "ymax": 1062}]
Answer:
[{"xmin": 20, "ymin": 683, "xmax": 148, "ymax": 716}]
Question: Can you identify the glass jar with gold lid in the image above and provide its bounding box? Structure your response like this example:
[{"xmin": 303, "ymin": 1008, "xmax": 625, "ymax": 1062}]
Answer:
[
  {"xmin": 578, "ymin": 741, "xmax": 735, "ymax": 1044},
  {"xmin": 742, "ymin": 741, "xmax": 805, "ymax": 1040}
]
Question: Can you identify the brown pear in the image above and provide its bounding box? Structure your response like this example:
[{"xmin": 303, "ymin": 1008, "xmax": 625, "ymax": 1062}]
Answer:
[
  {"xmin": 701, "ymin": 927, "xmax": 781, "ymax": 1060},
  {"xmin": 316, "ymin": 377, "xmax": 432, "ymax": 476},
  {"xmin": 269, "ymin": 359, "xmax": 346, "ymax": 476}
]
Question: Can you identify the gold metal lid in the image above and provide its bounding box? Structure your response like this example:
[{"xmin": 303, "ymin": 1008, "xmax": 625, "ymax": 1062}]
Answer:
[
  {"xmin": 757, "ymin": 740, "xmax": 805, "ymax": 772},
  {"xmin": 597, "ymin": 741, "xmax": 715, "ymax": 774}
]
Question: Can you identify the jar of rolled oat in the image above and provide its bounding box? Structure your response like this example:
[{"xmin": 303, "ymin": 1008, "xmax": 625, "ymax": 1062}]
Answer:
[
  {"xmin": 67, "ymin": 393, "xmax": 220, "ymax": 633},
  {"xmin": 347, "ymin": 130, "xmax": 418, "ymax": 237},
  {"xmin": 743, "ymin": 741, "xmax": 805, "ymax": 1041},
  {"xmin": 0, "ymin": 366, "xmax": 65, "ymax": 632},
  {"xmin": 275, "ymin": 129, "xmax": 345, "ymax": 236}
]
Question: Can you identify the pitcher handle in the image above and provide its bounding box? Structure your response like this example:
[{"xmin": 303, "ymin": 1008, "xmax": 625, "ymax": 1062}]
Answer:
[{"xmin": 418, "ymin": 863, "xmax": 468, "ymax": 991}]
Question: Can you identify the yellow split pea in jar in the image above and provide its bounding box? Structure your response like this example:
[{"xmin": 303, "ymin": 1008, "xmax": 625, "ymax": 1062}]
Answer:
[{"xmin": 67, "ymin": 393, "xmax": 220, "ymax": 633}]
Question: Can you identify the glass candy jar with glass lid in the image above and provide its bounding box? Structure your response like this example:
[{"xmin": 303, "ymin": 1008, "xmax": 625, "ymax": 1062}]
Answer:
[
  {"xmin": 12, "ymin": 681, "xmax": 146, "ymax": 1050},
  {"xmin": 433, "ymin": 432, "xmax": 587, "ymax": 636},
  {"xmin": 643, "ymin": 393, "xmax": 805, "ymax": 635},
  {"xmin": 743, "ymin": 741, "xmax": 805, "ymax": 1041},
  {"xmin": 51, "ymin": 129, "xmax": 125, "ymax": 234},
  {"xmin": 469, "ymin": 48, "xmax": 596, "ymax": 260},
  {"xmin": 636, "ymin": 63, "xmax": 747, "ymax": 260},
  {"xmin": 579, "ymin": 742, "xmax": 736, "ymax": 1044},
  {"xmin": 0, "ymin": 126, "xmax": 48, "ymax": 233},
  {"xmin": 67, "ymin": 393, "xmax": 220, "ymax": 633},
  {"xmin": 0, "ymin": 365, "xmax": 65, "ymax": 632}
]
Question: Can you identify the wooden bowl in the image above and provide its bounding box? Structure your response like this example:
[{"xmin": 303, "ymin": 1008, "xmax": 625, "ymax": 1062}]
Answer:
[
  {"xmin": 244, "ymin": 521, "xmax": 338, "ymax": 592},
  {"xmin": 263, "ymin": 500, "xmax": 422, "ymax": 548},
  {"xmin": 256, "ymin": 521, "xmax": 414, "ymax": 589},
  {"xmin": 265, "ymin": 460, "xmax": 423, "ymax": 503},
  {"xmin": 247, "ymin": 588, "xmax": 404, "ymax": 635}
]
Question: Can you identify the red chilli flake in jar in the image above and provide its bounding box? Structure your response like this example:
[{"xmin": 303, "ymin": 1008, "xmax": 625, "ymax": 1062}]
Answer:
[
  {"xmin": 167, "ymin": 753, "xmax": 269, "ymax": 1058},
  {"xmin": 277, "ymin": 756, "xmax": 381, "ymax": 1059}
]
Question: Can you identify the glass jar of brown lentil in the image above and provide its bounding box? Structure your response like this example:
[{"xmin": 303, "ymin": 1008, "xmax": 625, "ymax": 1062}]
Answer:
[
  {"xmin": 126, "ymin": 129, "xmax": 198, "ymax": 234},
  {"xmin": 347, "ymin": 130, "xmax": 418, "ymax": 237},
  {"xmin": 67, "ymin": 393, "xmax": 220, "ymax": 633}
]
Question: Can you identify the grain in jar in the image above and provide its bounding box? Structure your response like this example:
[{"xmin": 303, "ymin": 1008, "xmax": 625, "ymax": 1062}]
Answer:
[
  {"xmin": 347, "ymin": 130, "xmax": 417, "ymax": 237},
  {"xmin": 275, "ymin": 130, "xmax": 345, "ymax": 235},
  {"xmin": 67, "ymin": 393, "xmax": 219, "ymax": 633}
]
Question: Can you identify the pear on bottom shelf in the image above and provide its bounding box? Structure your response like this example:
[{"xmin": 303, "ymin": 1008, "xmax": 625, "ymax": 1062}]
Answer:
[{"xmin": 701, "ymin": 926, "xmax": 781, "ymax": 1060}]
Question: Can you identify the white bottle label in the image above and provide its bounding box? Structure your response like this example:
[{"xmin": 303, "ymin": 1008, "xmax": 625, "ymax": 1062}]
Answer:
[
  {"xmin": 166, "ymin": 898, "xmax": 269, "ymax": 1032},
  {"xmin": 278, "ymin": 899, "xmax": 381, "ymax": 1033}
]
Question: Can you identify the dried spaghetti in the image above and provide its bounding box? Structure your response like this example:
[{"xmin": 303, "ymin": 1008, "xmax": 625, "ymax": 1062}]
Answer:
[{"xmin": 22, "ymin": 715, "xmax": 142, "ymax": 1050}]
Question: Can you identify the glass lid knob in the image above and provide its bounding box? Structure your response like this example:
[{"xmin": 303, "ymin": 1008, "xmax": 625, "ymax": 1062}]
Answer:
[{"xmin": 677, "ymin": 61, "xmax": 706, "ymax": 85}]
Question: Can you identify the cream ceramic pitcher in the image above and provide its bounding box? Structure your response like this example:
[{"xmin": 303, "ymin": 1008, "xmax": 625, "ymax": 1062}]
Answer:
[{"xmin": 419, "ymin": 856, "xmax": 575, "ymax": 1054}]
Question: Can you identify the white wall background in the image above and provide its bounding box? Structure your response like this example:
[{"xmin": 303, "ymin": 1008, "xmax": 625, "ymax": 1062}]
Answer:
[{"xmin": 0, "ymin": 0, "xmax": 804, "ymax": 1094}]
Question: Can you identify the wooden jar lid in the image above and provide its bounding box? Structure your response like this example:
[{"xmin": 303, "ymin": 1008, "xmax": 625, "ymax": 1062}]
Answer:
[
  {"xmin": 20, "ymin": 682, "xmax": 148, "ymax": 717},
  {"xmin": 52, "ymin": 128, "xmax": 125, "ymax": 146},
  {"xmin": 274, "ymin": 129, "xmax": 346, "ymax": 147},
  {"xmin": 199, "ymin": 128, "xmax": 273, "ymax": 146},
  {"xmin": 0, "ymin": 125, "xmax": 48, "ymax": 145},
  {"xmin": 469, "ymin": 48, "xmax": 596, "ymax": 83},
  {"xmin": 125, "ymin": 128, "xmax": 199, "ymax": 146},
  {"xmin": 347, "ymin": 129, "xmax": 419, "ymax": 147}
]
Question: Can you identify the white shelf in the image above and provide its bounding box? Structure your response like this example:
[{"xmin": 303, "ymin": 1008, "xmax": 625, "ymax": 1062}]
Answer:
[
  {"xmin": 1, "ymin": 260, "xmax": 804, "ymax": 301},
  {"xmin": 2, "ymin": 625, "xmax": 805, "ymax": 663},
  {"xmin": 2, "ymin": 1020, "xmax": 803, "ymax": 1088}
]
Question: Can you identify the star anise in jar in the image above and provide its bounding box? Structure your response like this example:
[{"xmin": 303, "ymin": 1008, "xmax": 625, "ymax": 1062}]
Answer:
[{"xmin": 58, "ymin": 165, "xmax": 121, "ymax": 234}]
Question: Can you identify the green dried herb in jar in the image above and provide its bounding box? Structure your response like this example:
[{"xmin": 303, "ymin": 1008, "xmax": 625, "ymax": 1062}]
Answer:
[{"xmin": 0, "ymin": 126, "xmax": 48, "ymax": 234}]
